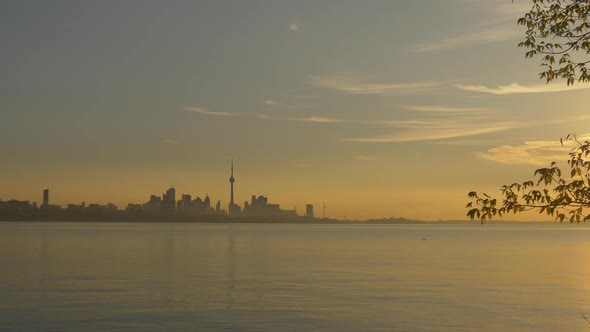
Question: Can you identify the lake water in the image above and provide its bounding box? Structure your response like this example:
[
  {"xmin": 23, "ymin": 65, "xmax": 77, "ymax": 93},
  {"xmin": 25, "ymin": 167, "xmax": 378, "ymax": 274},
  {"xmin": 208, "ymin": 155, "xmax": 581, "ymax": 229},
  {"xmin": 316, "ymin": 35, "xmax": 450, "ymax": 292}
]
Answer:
[{"xmin": 2, "ymin": 222, "xmax": 590, "ymax": 331}]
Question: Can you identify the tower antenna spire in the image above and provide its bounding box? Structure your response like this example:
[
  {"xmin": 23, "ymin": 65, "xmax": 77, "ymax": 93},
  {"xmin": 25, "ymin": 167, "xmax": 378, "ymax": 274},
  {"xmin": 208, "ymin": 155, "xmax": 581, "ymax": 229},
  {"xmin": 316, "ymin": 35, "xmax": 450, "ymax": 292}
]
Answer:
[{"xmin": 229, "ymin": 157, "xmax": 236, "ymax": 216}]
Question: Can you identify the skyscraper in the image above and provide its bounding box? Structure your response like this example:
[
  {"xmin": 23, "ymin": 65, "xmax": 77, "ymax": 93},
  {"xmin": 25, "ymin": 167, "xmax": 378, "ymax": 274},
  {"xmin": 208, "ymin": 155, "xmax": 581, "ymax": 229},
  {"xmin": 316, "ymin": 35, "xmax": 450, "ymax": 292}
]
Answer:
[
  {"xmin": 305, "ymin": 204, "xmax": 314, "ymax": 218},
  {"xmin": 162, "ymin": 187, "xmax": 176, "ymax": 215},
  {"xmin": 42, "ymin": 189, "xmax": 49, "ymax": 208},
  {"xmin": 181, "ymin": 194, "xmax": 191, "ymax": 209}
]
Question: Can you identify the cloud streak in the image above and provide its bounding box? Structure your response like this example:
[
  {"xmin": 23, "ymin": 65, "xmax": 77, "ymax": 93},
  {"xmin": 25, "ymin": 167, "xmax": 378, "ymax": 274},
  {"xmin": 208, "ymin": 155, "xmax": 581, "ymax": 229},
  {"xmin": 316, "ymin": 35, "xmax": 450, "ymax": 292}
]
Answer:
[
  {"xmin": 404, "ymin": 105, "xmax": 489, "ymax": 113},
  {"xmin": 161, "ymin": 139, "xmax": 180, "ymax": 145},
  {"xmin": 183, "ymin": 107, "xmax": 239, "ymax": 117},
  {"xmin": 263, "ymin": 99, "xmax": 311, "ymax": 109},
  {"xmin": 341, "ymin": 100, "xmax": 523, "ymax": 142},
  {"xmin": 183, "ymin": 106, "xmax": 343, "ymax": 124},
  {"xmin": 410, "ymin": 27, "xmax": 520, "ymax": 53},
  {"xmin": 289, "ymin": 116, "xmax": 343, "ymax": 123},
  {"xmin": 182, "ymin": 104, "xmax": 530, "ymax": 144},
  {"xmin": 408, "ymin": 0, "xmax": 530, "ymax": 53},
  {"xmin": 181, "ymin": 103, "xmax": 551, "ymax": 145},
  {"xmin": 308, "ymin": 75, "xmax": 446, "ymax": 96},
  {"xmin": 342, "ymin": 122, "xmax": 518, "ymax": 143},
  {"xmin": 474, "ymin": 136, "xmax": 590, "ymax": 166},
  {"xmin": 456, "ymin": 82, "xmax": 590, "ymax": 95},
  {"xmin": 182, "ymin": 107, "xmax": 272, "ymax": 120}
]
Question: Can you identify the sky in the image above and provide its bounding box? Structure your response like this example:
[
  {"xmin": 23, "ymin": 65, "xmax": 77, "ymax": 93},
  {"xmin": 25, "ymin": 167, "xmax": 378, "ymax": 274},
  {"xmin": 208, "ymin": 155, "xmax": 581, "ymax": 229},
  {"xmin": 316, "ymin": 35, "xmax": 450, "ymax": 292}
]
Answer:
[{"xmin": 2, "ymin": 0, "xmax": 590, "ymax": 221}]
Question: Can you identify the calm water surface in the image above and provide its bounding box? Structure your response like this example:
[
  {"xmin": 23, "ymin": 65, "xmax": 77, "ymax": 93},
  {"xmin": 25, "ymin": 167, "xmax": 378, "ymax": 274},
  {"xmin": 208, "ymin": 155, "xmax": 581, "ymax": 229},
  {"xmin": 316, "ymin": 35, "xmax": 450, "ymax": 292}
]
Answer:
[{"xmin": 2, "ymin": 222, "xmax": 590, "ymax": 331}]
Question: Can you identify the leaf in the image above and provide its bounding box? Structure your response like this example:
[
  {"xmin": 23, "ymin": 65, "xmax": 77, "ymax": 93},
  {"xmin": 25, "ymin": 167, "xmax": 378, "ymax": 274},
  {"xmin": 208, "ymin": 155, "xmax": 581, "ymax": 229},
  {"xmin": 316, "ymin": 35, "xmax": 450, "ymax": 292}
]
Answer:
[{"xmin": 466, "ymin": 134, "xmax": 590, "ymax": 223}]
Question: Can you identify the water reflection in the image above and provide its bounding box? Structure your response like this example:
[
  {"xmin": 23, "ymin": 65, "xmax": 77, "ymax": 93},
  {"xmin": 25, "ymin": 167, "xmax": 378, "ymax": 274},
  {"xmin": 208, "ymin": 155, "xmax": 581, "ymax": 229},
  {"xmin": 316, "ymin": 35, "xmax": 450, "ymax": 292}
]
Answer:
[
  {"xmin": 226, "ymin": 225, "xmax": 235, "ymax": 311},
  {"xmin": 1, "ymin": 223, "xmax": 590, "ymax": 331}
]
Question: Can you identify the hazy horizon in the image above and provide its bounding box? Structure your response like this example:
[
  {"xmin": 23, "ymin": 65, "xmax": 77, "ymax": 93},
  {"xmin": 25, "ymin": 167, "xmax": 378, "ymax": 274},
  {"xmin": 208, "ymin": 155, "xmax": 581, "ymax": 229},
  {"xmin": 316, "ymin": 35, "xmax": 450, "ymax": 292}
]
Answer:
[{"xmin": 3, "ymin": 1, "xmax": 590, "ymax": 221}]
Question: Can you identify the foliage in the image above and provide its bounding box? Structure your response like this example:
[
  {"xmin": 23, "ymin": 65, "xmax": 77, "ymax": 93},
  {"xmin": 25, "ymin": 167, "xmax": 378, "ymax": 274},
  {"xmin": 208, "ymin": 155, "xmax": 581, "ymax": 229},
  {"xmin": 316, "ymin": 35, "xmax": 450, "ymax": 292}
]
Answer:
[
  {"xmin": 467, "ymin": 135, "xmax": 590, "ymax": 223},
  {"xmin": 466, "ymin": 2, "xmax": 590, "ymax": 223},
  {"xmin": 517, "ymin": 0, "xmax": 590, "ymax": 85}
]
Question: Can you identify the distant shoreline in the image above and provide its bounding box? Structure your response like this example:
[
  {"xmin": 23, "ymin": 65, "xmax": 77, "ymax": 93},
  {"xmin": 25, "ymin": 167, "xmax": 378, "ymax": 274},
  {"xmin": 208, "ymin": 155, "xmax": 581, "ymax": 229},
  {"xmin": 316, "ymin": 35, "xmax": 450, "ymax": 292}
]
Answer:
[
  {"xmin": 0, "ymin": 216, "xmax": 561, "ymax": 225},
  {"xmin": 0, "ymin": 216, "xmax": 423, "ymax": 224}
]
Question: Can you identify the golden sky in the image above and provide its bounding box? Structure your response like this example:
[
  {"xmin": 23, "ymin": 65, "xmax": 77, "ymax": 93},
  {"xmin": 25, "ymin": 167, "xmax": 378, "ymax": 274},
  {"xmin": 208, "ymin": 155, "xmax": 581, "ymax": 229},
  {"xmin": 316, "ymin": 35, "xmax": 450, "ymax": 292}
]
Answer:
[{"xmin": 2, "ymin": 1, "xmax": 590, "ymax": 220}]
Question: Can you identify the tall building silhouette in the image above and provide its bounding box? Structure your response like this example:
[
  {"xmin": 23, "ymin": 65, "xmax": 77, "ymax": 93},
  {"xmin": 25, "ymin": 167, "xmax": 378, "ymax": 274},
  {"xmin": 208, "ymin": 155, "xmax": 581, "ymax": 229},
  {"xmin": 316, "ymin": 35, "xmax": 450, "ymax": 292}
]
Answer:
[
  {"xmin": 305, "ymin": 204, "xmax": 314, "ymax": 218},
  {"xmin": 180, "ymin": 194, "xmax": 191, "ymax": 210},
  {"xmin": 42, "ymin": 189, "xmax": 49, "ymax": 208},
  {"xmin": 162, "ymin": 187, "xmax": 176, "ymax": 215},
  {"xmin": 242, "ymin": 194, "xmax": 296, "ymax": 217}
]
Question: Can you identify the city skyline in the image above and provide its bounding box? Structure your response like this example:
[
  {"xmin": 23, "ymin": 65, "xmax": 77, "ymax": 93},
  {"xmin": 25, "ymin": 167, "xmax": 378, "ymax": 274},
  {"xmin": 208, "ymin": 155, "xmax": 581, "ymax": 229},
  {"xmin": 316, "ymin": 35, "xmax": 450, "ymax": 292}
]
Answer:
[
  {"xmin": 2, "ymin": 159, "xmax": 319, "ymax": 219},
  {"xmin": 3, "ymin": 1, "xmax": 590, "ymax": 221}
]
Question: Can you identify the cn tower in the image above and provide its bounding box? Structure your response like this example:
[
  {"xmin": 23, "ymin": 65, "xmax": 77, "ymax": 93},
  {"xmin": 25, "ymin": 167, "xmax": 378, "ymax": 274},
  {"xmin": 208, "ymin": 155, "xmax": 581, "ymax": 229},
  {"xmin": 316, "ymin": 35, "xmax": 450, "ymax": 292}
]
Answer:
[{"xmin": 229, "ymin": 158, "xmax": 235, "ymax": 210}]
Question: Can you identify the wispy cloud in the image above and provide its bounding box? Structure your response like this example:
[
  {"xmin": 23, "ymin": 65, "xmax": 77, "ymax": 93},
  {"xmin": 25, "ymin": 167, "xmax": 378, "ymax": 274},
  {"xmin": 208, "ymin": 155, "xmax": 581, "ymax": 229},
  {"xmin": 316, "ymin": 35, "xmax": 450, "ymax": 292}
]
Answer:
[
  {"xmin": 181, "ymin": 104, "xmax": 525, "ymax": 144},
  {"xmin": 342, "ymin": 101, "xmax": 521, "ymax": 143},
  {"xmin": 161, "ymin": 138, "xmax": 180, "ymax": 145},
  {"xmin": 454, "ymin": 0, "xmax": 531, "ymax": 22},
  {"xmin": 475, "ymin": 133, "xmax": 590, "ymax": 166},
  {"xmin": 354, "ymin": 155, "xmax": 382, "ymax": 161},
  {"xmin": 456, "ymin": 82, "xmax": 590, "ymax": 95},
  {"xmin": 254, "ymin": 114, "xmax": 272, "ymax": 120},
  {"xmin": 475, "ymin": 137, "xmax": 589, "ymax": 166},
  {"xmin": 404, "ymin": 105, "xmax": 489, "ymax": 113},
  {"xmin": 263, "ymin": 99, "xmax": 310, "ymax": 109},
  {"xmin": 290, "ymin": 116, "xmax": 343, "ymax": 123},
  {"xmin": 409, "ymin": 0, "xmax": 529, "ymax": 53},
  {"xmin": 342, "ymin": 122, "xmax": 518, "ymax": 143},
  {"xmin": 308, "ymin": 74, "xmax": 446, "ymax": 96},
  {"xmin": 183, "ymin": 107, "xmax": 238, "ymax": 117},
  {"xmin": 184, "ymin": 106, "xmax": 338, "ymax": 124},
  {"xmin": 182, "ymin": 107, "xmax": 272, "ymax": 120},
  {"xmin": 410, "ymin": 27, "xmax": 520, "ymax": 53},
  {"xmin": 288, "ymin": 22, "xmax": 299, "ymax": 32},
  {"xmin": 421, "ymin": 113, "xmax": 590, "ymax": 146},
  {"xmin": 279, "ymin": 100, "xmax": 519, "ymax": 143},
  {"xmin": 431, "ymin": 138, "xmax": 512, "ymax": 146}
]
